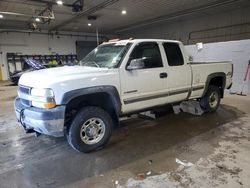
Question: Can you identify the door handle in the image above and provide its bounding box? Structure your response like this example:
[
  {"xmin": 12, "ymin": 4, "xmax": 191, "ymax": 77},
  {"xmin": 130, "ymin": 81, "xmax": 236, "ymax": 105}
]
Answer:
[{"xmin": 160, "ymin": 72, "xmax": 168, "ymax": 78}]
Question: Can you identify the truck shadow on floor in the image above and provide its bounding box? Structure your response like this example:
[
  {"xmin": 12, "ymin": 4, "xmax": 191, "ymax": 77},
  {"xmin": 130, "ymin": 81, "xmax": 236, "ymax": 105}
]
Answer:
[
  {"xmin": 109, "ymin": 104, "xmax": 245, "ymax": 153},
  {"xmin": 0, "ymin": 104, "xmax": 245, "ymax": 187}
]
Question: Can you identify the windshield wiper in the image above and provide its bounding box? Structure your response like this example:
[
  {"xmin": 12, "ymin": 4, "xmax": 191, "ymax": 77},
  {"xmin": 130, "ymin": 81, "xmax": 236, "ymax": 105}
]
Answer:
[{"xmin": 92, "ymin": 61, "xmax": 100, "ymax": 68}]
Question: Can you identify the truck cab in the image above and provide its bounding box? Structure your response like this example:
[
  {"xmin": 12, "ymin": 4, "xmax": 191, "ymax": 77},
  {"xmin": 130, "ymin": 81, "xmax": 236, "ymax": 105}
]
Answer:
[{"xmin": 119, "ymin": 40, "xmax": 192, "ymax": 113}]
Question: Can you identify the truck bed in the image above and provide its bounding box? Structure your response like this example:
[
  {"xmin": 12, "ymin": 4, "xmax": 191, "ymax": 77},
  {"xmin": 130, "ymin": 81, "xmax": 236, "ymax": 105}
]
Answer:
[{"xmin": 189, "ymin": 61, "xmax": 233, "ymax": 99}]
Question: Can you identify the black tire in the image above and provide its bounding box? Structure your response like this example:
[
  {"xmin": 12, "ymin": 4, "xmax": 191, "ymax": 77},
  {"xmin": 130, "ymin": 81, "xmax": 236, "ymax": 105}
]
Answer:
[
  {"xmin": 200, "ymin": 86, "xmax": 221, "ymax": 113},
  {"xmin": 67, "ymin": 106, "xmax": 113, "ymax": 153}
]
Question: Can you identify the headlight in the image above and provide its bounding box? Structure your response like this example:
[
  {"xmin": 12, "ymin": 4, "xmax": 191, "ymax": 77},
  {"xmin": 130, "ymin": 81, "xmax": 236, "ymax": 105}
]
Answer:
[
  {"xmin": 31, "ymin": 88, "xmax": 54, "ymax": 98},
  {"xmin": 30, "ymin": 88, "xmax": 56, "ymax": 109}
]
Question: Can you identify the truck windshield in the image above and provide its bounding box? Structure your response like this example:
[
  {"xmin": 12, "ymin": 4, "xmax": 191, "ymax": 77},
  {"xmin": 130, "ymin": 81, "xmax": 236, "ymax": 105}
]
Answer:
[{"xmin": 79, "ymin": 43, "xmax": 130, "ymax": 68}]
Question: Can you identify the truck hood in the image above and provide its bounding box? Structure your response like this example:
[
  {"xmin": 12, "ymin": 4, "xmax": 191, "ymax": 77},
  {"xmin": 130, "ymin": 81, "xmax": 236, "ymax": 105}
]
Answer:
[{"xmin": 19, "ymin": 65, "xmax": 110, "ymax": 88}]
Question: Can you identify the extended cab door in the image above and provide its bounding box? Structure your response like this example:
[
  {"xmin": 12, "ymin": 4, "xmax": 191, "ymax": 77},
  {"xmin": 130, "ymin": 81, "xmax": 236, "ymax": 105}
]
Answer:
[
  {"xmin": 161, "ymin": 42, "xmax": 192, "ymax": 103},
  {"xmin": 120, "ymin": 42, "xmax": 169, "ymax": 113}
]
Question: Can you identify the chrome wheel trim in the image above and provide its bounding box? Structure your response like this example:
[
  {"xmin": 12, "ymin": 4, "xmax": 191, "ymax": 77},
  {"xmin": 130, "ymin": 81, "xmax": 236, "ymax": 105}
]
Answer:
[
  {"xmin": 80, "ymin": 118, "xmax": 105, "ymax": 145},
  {"xmin": 209, "ymin": 91, "xmax": 219, "ymax": 108}
]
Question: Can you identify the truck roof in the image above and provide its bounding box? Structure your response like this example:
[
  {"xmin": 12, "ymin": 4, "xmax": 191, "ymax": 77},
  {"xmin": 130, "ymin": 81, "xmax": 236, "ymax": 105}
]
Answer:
[{"xmin": 103, "ymin": 39, "xmax": 182, "ymax": 45}]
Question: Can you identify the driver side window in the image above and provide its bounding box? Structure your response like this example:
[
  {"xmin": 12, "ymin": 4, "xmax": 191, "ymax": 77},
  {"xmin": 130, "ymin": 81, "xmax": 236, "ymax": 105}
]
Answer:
[{"xmin": 129, "ymin": 42, "xmax": 163, "ymax": 69}]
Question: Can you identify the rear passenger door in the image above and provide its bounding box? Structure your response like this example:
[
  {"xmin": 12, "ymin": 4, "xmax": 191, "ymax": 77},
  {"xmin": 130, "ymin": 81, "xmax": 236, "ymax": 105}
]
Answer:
[{"xmin": 162, "ymin": 42, "xmax": 191, "ymax": 103}]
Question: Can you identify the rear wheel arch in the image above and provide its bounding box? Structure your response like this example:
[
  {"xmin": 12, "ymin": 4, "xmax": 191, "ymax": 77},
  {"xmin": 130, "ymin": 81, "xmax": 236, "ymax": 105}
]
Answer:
[{"xmin": 202, "ymin": 72, "xmax": 226, "ymax": 98}]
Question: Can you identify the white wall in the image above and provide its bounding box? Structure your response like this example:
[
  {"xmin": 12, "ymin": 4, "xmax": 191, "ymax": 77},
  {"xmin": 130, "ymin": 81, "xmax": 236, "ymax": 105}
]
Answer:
[
  {"xmin": 0, "ymin": 31, "xmax": 107, "ymax": 80},
  {"xmin": 185, "ymin": 39, "xmax": 250, "ymax": 94}
]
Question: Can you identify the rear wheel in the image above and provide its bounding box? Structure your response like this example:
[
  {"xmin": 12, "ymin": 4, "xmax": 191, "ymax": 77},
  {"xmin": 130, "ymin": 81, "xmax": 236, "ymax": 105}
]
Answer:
[
  {"xmin": 67, "ymin": 106, "xmax": 113, "ymax": 153},
  {"xmin": 200, "ymin": 86, "xmax": 221, "ymax": 113}
]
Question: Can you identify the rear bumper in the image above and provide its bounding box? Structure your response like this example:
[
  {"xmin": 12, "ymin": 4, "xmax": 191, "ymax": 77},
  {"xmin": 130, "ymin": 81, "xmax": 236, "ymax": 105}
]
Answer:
[{"xmin": 14, "ymin": 97, "xmax": 65, "ymax": 137}]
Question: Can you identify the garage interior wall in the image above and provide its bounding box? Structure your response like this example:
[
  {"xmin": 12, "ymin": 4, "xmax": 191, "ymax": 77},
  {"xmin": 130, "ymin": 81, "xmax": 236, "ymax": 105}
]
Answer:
[
  {"xmin": 186, "ymin": 39, "xmax": 250, "ymax": 94},
  {"xmin": 117, "ymin": 4, "xmax": 250, "ymax": 94},
  {"xmin": 117, "ymin": 4, "xmax": 250, "ymax": 44},
  {"xmin": 0, "ymin": 31, "xmax": 108, "ymax": 80}
]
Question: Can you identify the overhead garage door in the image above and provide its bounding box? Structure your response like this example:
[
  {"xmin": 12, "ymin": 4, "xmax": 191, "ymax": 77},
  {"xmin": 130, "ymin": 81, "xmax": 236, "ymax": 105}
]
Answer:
[{"xmin": 76, "ymin": 41, "xmax": 97, "ymax": 60}]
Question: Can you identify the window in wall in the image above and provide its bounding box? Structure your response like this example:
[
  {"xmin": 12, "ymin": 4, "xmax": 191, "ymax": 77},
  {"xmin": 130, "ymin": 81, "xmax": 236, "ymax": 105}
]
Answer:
[
  {"xmin": 163, "ymin": 43, "xmax": 184, "ymax": 66},
  {"xmin": 129, "ymin": 42, "xmax": 163, "ymax": 68}
]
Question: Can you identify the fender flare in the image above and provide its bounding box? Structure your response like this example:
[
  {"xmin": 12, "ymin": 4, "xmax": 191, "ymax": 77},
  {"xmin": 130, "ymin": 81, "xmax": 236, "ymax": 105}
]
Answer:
[
  {"xmin": 202, "ymin": 72, "xmax": 226, "ymax": 97},
  {"xmin": 61, "ymin": 86, "xmax": 121, "ymax": 115}
]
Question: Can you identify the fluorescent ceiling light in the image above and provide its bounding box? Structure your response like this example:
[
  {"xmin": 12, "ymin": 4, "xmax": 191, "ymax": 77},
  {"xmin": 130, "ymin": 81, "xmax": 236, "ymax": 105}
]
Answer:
[
  {"xmin": 121, "ymin": 10, "xmax": 127, "ymax": 15},
  {"xmin": 35, "ymin": 17, "xmax": 40, "ymax": 22},
  {"xmin": 88, "ymin": 23, "xmax": 92, "ymax": 26},
  {"xmin": 0, "ymin": 14, "xmax": 3, "ymax": 19},
  {"xmin": 57, "ymin": 0, "xmax": 63, "ymax": 5}
]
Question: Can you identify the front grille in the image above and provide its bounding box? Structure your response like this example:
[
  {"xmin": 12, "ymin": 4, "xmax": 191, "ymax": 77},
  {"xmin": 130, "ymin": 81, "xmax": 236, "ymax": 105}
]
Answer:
[
  {"xmin": 18, "ymin": 85, "xmax": 32, "ymax": 107},
  {"xmin": 21, "ymin": 99, "xmax": 31, "ymax": 107}
]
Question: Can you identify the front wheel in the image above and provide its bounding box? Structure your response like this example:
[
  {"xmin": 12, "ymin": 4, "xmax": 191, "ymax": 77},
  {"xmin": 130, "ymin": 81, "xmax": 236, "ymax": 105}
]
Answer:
[
  {"xmin": 67, "ymin": 106, "xmax": 113, "ymax": 153},
  {"xmin": 200, "ymin": 86, "xmax": 221, "ymax": 113}
]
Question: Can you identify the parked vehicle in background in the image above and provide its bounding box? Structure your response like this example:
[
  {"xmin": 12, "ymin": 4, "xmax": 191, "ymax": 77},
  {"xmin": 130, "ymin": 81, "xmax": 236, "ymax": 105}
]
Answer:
[
  {"xmin": 10, "ymin": 58, "xmax": 57, "ymax": 85},
  {"xmin": 10, "ymin": 58, "xmax": 79, "ymax": 85},
  {"xmin": 14, "ymin": 39, "xmax": 233, "ymax": 153}
]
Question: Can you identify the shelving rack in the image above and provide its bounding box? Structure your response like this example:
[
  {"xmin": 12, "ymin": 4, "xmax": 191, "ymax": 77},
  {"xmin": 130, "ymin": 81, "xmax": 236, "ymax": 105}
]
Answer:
[{"xmin": 6, "ymin": 53, "xmax": 78, "ymax": 75}]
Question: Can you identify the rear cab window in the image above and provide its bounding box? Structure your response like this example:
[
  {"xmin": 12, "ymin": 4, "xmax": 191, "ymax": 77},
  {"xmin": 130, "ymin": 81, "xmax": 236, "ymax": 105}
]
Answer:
[{"xmin": 163, "ymin": 42, "xmax": 184, "ymax": 66}]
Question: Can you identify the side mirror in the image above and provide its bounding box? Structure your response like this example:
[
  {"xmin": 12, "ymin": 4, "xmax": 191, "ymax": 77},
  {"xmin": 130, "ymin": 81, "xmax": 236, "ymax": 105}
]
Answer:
[{"xmin": 127, "ymin": 58, "xmax": 145, "ymax": 70}]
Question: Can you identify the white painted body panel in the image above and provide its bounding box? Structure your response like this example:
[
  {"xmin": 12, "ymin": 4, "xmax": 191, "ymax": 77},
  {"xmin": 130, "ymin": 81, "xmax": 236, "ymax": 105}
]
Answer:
[
  {"xmin": 18, "ymin": 39, "xmax": 233, "ymax": 115},
  {"xmin": 189, "ymin": 62, "xmax": 233, "ymax": 98},
  {"xmin": 120, "ymin": 67, "xmax": 168, "ymax": 113},
  {"xmin": 119, "ymin": 41, "xmax": 170, "ymax": 113},
  {"xmin": 160, "ymin": 43, "xmax": 192, "ymax": 103},
  {"xmin": 19, "ymin": 66, "xmax": 120, "ymax": 104}
]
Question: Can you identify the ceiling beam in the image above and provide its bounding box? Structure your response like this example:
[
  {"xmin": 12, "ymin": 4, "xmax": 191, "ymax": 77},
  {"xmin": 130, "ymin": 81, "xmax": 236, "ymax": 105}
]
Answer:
[
  {"xmin": 0, "ymin": 29, "xmax": 109, "ymax": 40},
  {"xmin": 0, "ymin": 11, "xmax": 54, "ymax": 19},
  {"xmin": 26, "ymin": 0, "xmax": 72, "ymax": 7},
  {"xmin": 0, "ymin": 0, "xmax": 80, "ymax": 7},
  {"xmin": 49, "ymin": 0, "xmax": 119, "ymax": 32}
]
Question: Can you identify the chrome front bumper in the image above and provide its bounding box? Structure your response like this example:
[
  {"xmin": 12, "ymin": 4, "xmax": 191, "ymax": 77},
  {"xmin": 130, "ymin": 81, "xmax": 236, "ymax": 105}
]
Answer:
[{"xmin": 14, "ymin": 97, "xmax": 66, "ymax": 137}]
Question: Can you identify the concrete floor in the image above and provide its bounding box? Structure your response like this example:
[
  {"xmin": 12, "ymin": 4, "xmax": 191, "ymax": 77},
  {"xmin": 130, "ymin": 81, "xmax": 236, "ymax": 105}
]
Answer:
[{"xmin": 0, "ymin": 81, "xmax": 250, "ymax": 188}]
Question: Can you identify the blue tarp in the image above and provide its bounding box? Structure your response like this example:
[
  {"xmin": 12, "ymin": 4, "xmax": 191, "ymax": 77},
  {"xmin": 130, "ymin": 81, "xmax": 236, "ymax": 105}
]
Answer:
[{"xmin": 22, "ymin": 58, "xmax": 45, "ymax": 70}]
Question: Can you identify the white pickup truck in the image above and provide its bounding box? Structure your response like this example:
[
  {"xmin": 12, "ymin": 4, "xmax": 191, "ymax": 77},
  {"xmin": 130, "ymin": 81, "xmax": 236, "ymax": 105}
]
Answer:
[{"xmin": 15, "ymin": 39, "xmax": 233, "ymax": 152}]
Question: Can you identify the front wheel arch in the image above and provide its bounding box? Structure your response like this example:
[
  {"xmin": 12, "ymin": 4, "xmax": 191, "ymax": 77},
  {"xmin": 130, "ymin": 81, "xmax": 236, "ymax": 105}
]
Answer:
[{"xmin": 64, "ymin": 90, "xmax": 121, "ymax": 129}]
